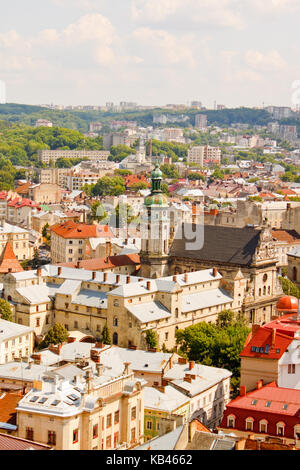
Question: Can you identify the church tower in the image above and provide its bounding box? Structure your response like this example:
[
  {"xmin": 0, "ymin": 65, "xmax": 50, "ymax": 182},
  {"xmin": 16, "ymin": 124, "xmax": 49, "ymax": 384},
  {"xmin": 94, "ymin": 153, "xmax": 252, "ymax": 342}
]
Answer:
[{"xmin": 140, "ymin": 163, "xmax": 170, "ymax": 278}]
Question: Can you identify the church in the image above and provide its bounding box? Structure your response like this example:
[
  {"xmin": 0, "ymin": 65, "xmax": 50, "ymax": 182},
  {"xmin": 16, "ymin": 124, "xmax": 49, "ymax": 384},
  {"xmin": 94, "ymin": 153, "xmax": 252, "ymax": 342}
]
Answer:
[{"xmin": 140, "ymin": 164, "xmax": 283, "ymax": 325}]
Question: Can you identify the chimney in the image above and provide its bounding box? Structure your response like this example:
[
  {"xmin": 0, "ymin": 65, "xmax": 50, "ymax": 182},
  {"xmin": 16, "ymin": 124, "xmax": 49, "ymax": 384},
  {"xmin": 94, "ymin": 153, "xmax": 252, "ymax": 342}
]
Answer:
[
  {"xmin": 125, "ymin": 239, "xmax": 128, "ymax": 245},
  {"xmin": 8, "ymin": 268, "xmax": 12, "ymax": 273},
  {"xmin": 95, "ymin": 342, "xmax": 104, "ymax": 349},
  {"xmin": 92, "ymin": 271, "xmax": 96, "ymax": 280},
  {"xmin": 184, "ymin": 375, "xmax": 192, "ymax": 383},
  {"xmin": 272, "ymin": 328, "xmax": 276, "ymax": 348},
  {"xmin": 252, "ymin": 324, "xmax": 260, "ymax": 337},
  {"xmin": 126, "ymin": 276, "xmax": 131, "ymax": 284},
  {"xmin": 76, "ymin": 261, "xmax": 80, "ymax": 269},
  {"xmin": 37, "ymin": 267, "xmax": 42, "ymax": 277},
  {"xmin": 189, "ymin": 361, "xmax": 195, "ymax": 370},
  {"xmin": 240, "ymin": 385, "xmax": 246, "ymax": 397},
  {"xmin": 57, "ymin": 267, "xmax": 62, "ymax": 276},
  {"xmin": 162, "ymin": 379, "xmax": 168, "ymax": 387},
  {"xmin": 184, "ymin": 273, "xmax": 188, "ymax": 283},
  {"xmin": 178, "ymin": 357, "xmax": 188, "ymax": 365},
  {"xmin": 256, "ymin": 380, "xmax": 263, "ymax": 390},
  {"xmin": 116, "ymin": 274, "xmax": 120, "ymax": 283},
  {"xmin": 90, "ymin": 349, "xmax": 101, "ymax": 363},
  {"xmin": 213, "ymin": 267, "xmax": 218, "ymax": 277},
  {"xmin": 147, "ymin": 281, "xmax": 151, "ymax": 291},
  {"xmin": 173, "ymin": 275, "xmax": 177, "ymax": 282},
  {"xmin": 96, "ymin": 363, "xmax": 104, "ymax": 377},
  {"xmin": 67, "ymin": 337, "xmax": 76, "ymax": 343},
  {"xmin": 124, "ymin": 362, "xmax": 131, "ymax": 375}
]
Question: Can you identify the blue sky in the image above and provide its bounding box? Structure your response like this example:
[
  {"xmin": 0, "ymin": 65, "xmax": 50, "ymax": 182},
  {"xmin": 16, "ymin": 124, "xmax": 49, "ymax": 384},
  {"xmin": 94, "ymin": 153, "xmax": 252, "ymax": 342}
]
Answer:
[{"xmin": 1, "ymin": 0, "xmax": 300, "ymax": 107}]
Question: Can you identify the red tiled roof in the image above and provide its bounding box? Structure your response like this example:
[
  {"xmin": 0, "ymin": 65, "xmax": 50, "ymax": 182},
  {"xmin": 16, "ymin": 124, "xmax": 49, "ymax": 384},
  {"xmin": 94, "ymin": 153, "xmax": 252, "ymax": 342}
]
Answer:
[
  {"xmin": 271, "ymin": 229, "xmax": 300, "ymax": 244},
  {"xmin": 0, "ymin": 433, "xmax": 51, "ymax": 451},
  {"xmin": 220, "ymin": 382, "xmax": 300, "ymax": 440},
  {"xmin": 15, "ymin": 183, "xmax": 31, "ymax": 195},
  {"xmin": 240, "ymin": 327, "xmax": 293, "ymax": 359},
  {"xmin": 50, "ymin": 221, "xmax": 98, "ymax": 239},
  {"xmin": 8, "ymin": 197, "xmax": 39, "ymax": 209},
  {"xmin": 0, "ymin": 242, "xmax": 24, "ymax": 274},
  {"xmin": 56, "ymin": 253, "xmax": 140, "ymax": 270},
  {"xmin": 0, "ymin": 392, "xmax": 22, "ymax": 426}
]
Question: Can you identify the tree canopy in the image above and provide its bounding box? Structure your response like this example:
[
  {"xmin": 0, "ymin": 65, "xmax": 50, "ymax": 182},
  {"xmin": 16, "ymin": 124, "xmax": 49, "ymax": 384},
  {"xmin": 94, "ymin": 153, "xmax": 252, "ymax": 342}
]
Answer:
[
  {"xmin": 0, "ymin": 299, "xmax": 13, "ymax": 322},
  {"xmin": 38, "ymin": 323, "xmax": 69, "ymax": 349},
  {"xmin": 176, "ymin": 311, "xmax": 250, "ymax": 397}
]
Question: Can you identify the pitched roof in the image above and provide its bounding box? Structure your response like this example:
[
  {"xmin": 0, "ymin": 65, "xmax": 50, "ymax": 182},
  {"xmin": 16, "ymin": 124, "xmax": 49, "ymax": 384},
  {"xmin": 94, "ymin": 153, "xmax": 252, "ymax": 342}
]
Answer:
[
  {"xmin": 240, "ymin": 327, "xmax": 294, "ymax": 359},
  {"xmin": 170, "ymin": 225, "xmax": 262, "ymax": 267},
  {"xmin": 0, "ymin": 433, "xmax": 52, "ymax": 450},
  {"xmin": 0, "ymin": 392, "xmax": 22, "ymax": 427},
  {"xmin": 56, "ymin": 253, "xmax": 140, "ymax": 271},
  {"xmin": 50, "ymin": 221, "xmax": 98, "ymax": 239},
  {"xmin": 0, "ymin": 242, "xmax": 24, "ymax": 273},
  {"xmin": 271, "ymin": 229, "xmax": 300, "ymax": 244}
]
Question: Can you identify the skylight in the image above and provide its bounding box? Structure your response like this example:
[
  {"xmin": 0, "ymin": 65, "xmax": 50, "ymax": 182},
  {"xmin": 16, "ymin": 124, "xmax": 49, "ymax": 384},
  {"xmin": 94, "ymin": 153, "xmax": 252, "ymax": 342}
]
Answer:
[
  {"xmin": 51, "ymin": 400, "xmax": 60, "ymax": 406},
  {"xmin": 265, "ymin": 401, "xmax": 271, "ymax": 407},
  {"xmin": 29, "ymin": 396, "xmax": 38, "ymax": 402},
  {"xmin": 283, "ymin": 404, "xmax": 288, "ymax": 410},
  {"xmin": 38, "ymin": 397, "xmax": 48, "ymax": 404},
  {"xmin": 251, "ymin": 399, "xmax": 258, "ymax": 405},
  {"xmin": 67, "ymin": 394, "xmax": 79, "ymax": 402}
]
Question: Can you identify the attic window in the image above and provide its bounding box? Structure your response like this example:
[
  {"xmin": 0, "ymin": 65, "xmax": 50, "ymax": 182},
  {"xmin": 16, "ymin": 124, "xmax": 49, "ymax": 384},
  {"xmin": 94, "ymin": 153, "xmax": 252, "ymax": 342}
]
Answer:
[
  {"xmin": 283, "ymin": 404, "xmax": 288, "ymax": 410},
  {"xmin": 51, "ymin": 400, "xmax": 60, "ymax": 406},
  {"xmin": 265, "ymin": 401, "xmax": 271, "ymax": 407},
  {"xmin": 67, "ymin": 394, "xmax": 79, "ymax": 402},
  {"xmin": 276, "ymin": 349, "xmax": 280, "ymax": 354},
  {"xmin": 29, "ymin": 396, "xmax": 38, "ymax": 402},
  {"xmin": 251, "ymin": 400, "xmax": 258, "ymax": 406},
  {"xmin": 38, "ymin": 397, "xmax": 48, "ymax": 404}
]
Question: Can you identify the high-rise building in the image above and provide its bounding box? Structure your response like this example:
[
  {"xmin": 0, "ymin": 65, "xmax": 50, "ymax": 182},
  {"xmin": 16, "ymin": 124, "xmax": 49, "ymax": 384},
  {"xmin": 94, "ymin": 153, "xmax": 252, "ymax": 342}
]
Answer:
[
  {"xmin": 195, "ymin": 114, "xmax": 207, "ymax": 129},
  {"xmin": 187, "ymin": 146, "xmax": 221, "ymax": 166}
]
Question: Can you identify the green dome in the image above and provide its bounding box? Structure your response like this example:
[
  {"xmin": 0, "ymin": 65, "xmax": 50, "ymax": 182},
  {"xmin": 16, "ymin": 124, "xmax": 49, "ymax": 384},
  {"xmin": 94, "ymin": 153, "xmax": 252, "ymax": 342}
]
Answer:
[
  {"xmin": 151, "ymin": 164, "xmax": 163, "ymax": 179},
  {"xmin": 144, "ymin": 193, "xmax": 168, "ymax": 207}
]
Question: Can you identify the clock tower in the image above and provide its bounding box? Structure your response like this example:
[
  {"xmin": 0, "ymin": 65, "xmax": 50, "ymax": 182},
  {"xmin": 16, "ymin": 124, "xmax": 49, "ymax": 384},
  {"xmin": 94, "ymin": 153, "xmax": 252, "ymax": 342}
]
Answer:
[{"xmin": 140, "ymin": 163, "xmax": 170, "ymax": 278}]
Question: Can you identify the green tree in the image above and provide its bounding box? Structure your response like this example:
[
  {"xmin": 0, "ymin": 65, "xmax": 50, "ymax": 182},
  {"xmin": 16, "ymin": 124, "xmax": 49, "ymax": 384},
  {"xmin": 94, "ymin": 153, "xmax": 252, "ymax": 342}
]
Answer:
[
  {"xmin": 160, "ymin": 164, "xmax": 180, "ymax": 179},
  {"xmin": 145, "ymin": 329, "xmax": 158, "ymax": 349},
  {"xmin": 279, "ymin": 276, "xmax": 300, "ymax": 298},
  {"xmin": 0, "ymin": 299, "xmax": 13, "ymax": 321},
  {"xmin": 176, "ymin": 312, "xmax": 250, "ymax": 397},
  {"xmin": 101, "ymin": 322, "xmax": 111, "ymax": 345},
  {"xmin": 161, "ymin": 183, "xmax": 170, "ymax": 195},
  {"xmin": 42, "ymin": 223, "xmax": 50, "ymax": 239},
  {"xmin": 91, "ymin": 202, "xmax": 108, "ymax": 222},
  {"xmin": 38, "ymin": 324, "xmax": 69, "ymax": 349},
  {"xmin": 92, "ymin": 176, "xmax": 125, "ymax": 197}
]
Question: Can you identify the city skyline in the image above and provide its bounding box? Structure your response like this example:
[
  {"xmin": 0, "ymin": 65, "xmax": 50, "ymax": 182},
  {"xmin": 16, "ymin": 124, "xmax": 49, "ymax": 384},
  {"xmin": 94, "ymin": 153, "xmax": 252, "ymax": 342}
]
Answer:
[{"xmin": 1, "ymin": 1, "xmax": 300, "ymax": 108}]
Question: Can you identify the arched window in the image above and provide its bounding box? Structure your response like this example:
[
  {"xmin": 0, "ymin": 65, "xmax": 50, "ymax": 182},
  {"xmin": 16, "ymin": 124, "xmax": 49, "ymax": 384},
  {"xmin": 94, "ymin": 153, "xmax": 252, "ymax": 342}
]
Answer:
[
  {"xmin": 113, "ymin": 300, "xmax": 119, "ymax": 307},
  {"xmin": 293, "ymin": 267, "xmax": 298, "ymax": 282},
  {"xmin": 294, "ymin": 425, "xmax": 300, "ymax": 440},
  {"xmin": 113, "ymin": 332, "xmax": 118, "ymax": 345},
  {"xmin": 259, "ymin": 288, "xmax": 262, "ymax": 296},
  {"xmin": 175, "ymin": 308, "xmax": 179, "ymax": 318},
  {"xmin": 113, "ymin": 317, "xmax": 118, "ymax": 327},
  {"xmin": 7, "ymin": 295, "xmax": 12, "ymax": 301},
  {"xmin": 227, "ymin": 415, "xmax": 235, "ymax": 428},
  {"xmin": 259, "ymin": 420, "xmax": 268, "ymax": 433},
  {"xmin": 245, "ymin": 417, "xmax": 254, "ymax": 431},
  {"xmin": 276, "ymin": 422, "xmax": 285, "ymax": 436},
  {"xmin": 263, "ymin": 286, "xmax": 266, "ymax": 296}
]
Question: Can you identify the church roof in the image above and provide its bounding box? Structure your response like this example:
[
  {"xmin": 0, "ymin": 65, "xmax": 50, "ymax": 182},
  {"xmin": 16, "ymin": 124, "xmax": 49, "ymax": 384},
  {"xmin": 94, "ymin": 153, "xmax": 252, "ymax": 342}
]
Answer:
[
  {"xmin": 169, "ymin": 225, "xmax": 262, "ymax": 267},
  {"xmin": 0, "ymin": 242, "xmax": 24, "ymax": 274}
]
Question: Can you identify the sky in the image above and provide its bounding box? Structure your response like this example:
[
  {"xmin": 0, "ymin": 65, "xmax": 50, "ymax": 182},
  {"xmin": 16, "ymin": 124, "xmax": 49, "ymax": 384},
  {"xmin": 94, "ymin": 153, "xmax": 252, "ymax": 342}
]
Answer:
[{"xmin": 1, "ymin": 0, "xmax": 300, "ymax": 108}]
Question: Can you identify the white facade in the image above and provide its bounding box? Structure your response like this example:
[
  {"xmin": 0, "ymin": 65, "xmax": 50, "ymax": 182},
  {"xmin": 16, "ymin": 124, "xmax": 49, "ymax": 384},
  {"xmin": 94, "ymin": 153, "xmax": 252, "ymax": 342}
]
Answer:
[{"xmin": 0, "ymin": 319, "xmax": 34, "ymax": 364}]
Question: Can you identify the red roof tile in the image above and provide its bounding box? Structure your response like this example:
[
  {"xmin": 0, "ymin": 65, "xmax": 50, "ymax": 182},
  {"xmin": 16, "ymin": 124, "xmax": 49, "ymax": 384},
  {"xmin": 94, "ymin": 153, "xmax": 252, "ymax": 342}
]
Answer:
[
  {"xmin": 0, "ymin": 242, "xmax": 24, "ymax": 274},
  {"xmin": 0, "ymin": 392, "xmax": 22, "ymax": 426},
  {"xmin": 240, "ymin": 327, "xmax": 293, "ymax": 359},
  {"xmin": 0, "ymin": 433, "xmax": 51, "ymax": 450},
  {"xmin": 50, "ymin": 221, "xmax": 99, "ymax": 239}
]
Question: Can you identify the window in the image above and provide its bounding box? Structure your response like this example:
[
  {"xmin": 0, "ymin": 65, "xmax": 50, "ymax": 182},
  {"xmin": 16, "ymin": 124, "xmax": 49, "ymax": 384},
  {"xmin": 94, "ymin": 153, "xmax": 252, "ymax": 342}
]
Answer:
[
  {"xmin": 93, "ymin": 424, "xmax": 98, "ymax": 439},
  {"xmin": 74, "ymin": 321, "xmax": 78, "ymax": 329},
  {"xmin": 288, "ymin": 364, "xmax": 296, "ymax": 374},
  {"xmin": 36, "ymin": 318, "xmax": 40, "ymax": 327},
  {"xmin": 26, "ymin": 427, "xmax": 34, "ymax": 441},
  {"xmin": 131, "ymin": 407, "xmax": 136, "ymax": 420},
  {"xmin": 227, "ymin": 416, "xmax": 235, "ymax": 428},
  {"xmin": 113, "ymin": 317, "xmax": 118, "ymax": 327},
  {"xmin": 114, "ymin": 411, "xmax": 120, "ymax": 424},
  {"xmin": 246, "ymin": 418, "xmax": 254, "ymax": 431},
  {"xmin": 107, "ymin": 414, "xmax": 112, "ymax": 428},
  {"xmin": 265, "ymin": 401, "xmax": 271, "ymax": 408},
  {"xmin": 260, "ymin": 420, "xmax": 268, "ymax": 433},
  {"xmin": 165, "ymin": 332, "xmax": 168, "ymax": 341},
  {"xmin": 146, "ymin": 421, "xmax": 152, "ymax": 430},
  {"xmin": 114, "ymin": 300, "xmax": 119, "ymax": 307},
  {"xmin": 113, "ymin": 332, "xmax": 118, "ymax": 345},
  {"xmin": 106, "ymin": 436, "xmax": 111, "ymax": 449},
  {"xmin": 69, "ymin": 249, "xmax": 73, "ymax": 254},
  {"xmin": 277, "ymin": 422, "xmax": 285, "ymax": 436},
  {"xmin": 48, "ymin": 431, "xmax": 56, "ymax": 445},
  {"xmin": 114, "ymin": 432, "xmax": 119, "ymax": 448},
  {"xmin": 251, "ymin": 399, "xmax": 258, "ymax": 406},
  {"xmin": 131, "ymin": 428, "xmax": 136, "ymax": 442},
  {"xmin": 73, "ymin": 429, "xmax": 78, "ymax": 443}
]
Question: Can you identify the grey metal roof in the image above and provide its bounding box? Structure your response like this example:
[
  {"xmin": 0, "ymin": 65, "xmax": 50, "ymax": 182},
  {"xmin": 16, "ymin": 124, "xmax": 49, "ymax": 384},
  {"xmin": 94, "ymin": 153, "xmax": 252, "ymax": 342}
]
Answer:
[
  {"xmin": 135, "ymin": 425, "xmax": 184, "ymax": 451},
  {"xmin": 126, "ymin": 301, "xmax": 171, "ymax": 323},
  {"xmin": 181, "ymin": 288, "xmax": 233, "ymax": 313}
]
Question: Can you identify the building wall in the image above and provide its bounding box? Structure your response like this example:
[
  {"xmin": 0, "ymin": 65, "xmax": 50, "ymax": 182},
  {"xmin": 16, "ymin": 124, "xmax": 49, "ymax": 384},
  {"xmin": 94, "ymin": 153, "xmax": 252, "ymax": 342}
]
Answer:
[{"xmin": 240, "ymin": 357, "xmax": 279, "ymax": 392}]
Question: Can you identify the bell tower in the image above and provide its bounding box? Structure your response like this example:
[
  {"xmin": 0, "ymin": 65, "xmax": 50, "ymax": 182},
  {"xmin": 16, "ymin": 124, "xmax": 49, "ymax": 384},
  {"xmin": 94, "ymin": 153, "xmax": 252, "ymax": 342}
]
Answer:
[{"xmin": 140, "ymin": 163, "xmax": 170, "ymax": 278}]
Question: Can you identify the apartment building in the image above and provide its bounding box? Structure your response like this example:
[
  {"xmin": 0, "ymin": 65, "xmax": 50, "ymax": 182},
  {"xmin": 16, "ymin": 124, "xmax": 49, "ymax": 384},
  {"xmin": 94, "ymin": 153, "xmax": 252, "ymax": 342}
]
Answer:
[
  {"xmin": 187, "ymin": 146, "xmax": 221, "ymax": 166},
  {"xmin": 161, "ymin": 128, "xmax": 185, "ymax": 143},
  {"xmin": 38, "ymin": 150, "xmax": 110, "ymax": 164},
  {"xmin": 50, "ymin": 221, "xmax": 114, "ymax": 264},
  {"xmin": 0, "ymin": 222, "xmax": 32, "ymax": 261},
  {"xmin": 194, "ymin": 114, "xmax": 207, "ymax": 130},
  {"xmin": 37, "ymin": 168, "xmax": 70, "ymax": 188},
  {"xmin": 16, "ymin": 362, "xmax": 145, "ymax": 450},
  {"xmin": 0, "ymin": 319, "xmax": 34, "ymax": 364}
]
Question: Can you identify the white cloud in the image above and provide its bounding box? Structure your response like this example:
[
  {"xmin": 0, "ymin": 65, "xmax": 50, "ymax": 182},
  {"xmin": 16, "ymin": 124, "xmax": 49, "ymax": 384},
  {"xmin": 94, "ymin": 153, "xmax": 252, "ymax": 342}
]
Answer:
[
  {"xmin": 245, "ymin": 49, "xmax": 287, "ymax": 72},
  {"xmin": 132, "ymin": 27, "xmax": 196, "ymax": 68},
  {"xmin": 131, "ymin": 0, "xmax": 245, "ymax": 29}
]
